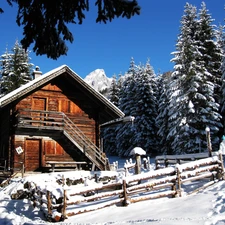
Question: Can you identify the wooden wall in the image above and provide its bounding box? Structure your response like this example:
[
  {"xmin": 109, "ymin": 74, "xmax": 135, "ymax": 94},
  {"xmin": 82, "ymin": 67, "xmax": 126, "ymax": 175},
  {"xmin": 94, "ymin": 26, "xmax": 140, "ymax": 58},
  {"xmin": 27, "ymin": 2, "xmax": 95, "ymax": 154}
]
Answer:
[
  {"xmin": 16, "ymin": 83, "xmax": 96, "ymax": 143},
  {"xmin": 13, "ymin": 135, "xmax": 74, "ymax": 171},
  {"xmin": 13, "ymin": 83, "xmax": 97, "ymax": 171}
]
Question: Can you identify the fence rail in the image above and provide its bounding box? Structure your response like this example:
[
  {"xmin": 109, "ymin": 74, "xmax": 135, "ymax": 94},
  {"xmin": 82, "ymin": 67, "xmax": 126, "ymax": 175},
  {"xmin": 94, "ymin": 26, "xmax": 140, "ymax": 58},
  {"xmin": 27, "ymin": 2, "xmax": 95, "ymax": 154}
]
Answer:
[
  {"xmin": 11, "ymin": 152, "xmax": 224, "ymax": 222},
  {"xmin": 155, "ymin": 152, "xmax": 210, "ymax": 169}
]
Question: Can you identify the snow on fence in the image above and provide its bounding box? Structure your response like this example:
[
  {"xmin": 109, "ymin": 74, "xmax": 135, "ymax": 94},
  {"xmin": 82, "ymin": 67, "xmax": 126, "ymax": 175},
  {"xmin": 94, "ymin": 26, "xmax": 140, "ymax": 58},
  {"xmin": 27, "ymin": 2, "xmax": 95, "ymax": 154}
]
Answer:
[{"xmin": 10, "ymin": 152, "xmax": 225, "ymax": 222}]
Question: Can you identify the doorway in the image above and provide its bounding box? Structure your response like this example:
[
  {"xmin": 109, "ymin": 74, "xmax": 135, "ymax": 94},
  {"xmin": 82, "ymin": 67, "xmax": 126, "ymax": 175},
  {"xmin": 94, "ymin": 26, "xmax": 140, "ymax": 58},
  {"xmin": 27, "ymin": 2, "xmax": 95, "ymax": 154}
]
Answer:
[
  {"xmin": 25, "ymin": 139, "xmax": 41, "ymax": 171},
  {"xmin": 32, "ymin": 97, "xmax": 47, "ymax": 126}
]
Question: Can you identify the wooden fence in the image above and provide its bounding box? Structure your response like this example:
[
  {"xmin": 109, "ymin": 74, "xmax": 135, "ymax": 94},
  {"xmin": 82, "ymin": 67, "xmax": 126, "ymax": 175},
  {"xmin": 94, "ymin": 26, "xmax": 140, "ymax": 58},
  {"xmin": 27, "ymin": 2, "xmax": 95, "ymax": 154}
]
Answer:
[
  {"xmin": 12, "ymin": 152, "xmax": 224, "ymax": 222},
  {"xmin": 155, "ymin": 152, "xmax": 210, "ymax": 169}
]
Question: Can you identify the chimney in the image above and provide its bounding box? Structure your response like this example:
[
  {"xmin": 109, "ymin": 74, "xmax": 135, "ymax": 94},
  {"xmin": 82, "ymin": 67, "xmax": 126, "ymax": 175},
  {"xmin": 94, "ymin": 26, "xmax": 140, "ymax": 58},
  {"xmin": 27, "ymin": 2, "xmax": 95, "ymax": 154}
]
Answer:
[{"xmin": 32, "ymin": 66, "xmax": 42, "ymax": 79}]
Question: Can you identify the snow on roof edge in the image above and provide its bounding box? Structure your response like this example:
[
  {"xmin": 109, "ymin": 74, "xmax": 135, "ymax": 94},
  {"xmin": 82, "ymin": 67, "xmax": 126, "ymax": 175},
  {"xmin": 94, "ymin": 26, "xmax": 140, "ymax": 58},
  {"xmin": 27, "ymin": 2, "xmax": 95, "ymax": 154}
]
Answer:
[{"xmin": 0, "ymin": 65, "xmax": 67, "ymax": 107}]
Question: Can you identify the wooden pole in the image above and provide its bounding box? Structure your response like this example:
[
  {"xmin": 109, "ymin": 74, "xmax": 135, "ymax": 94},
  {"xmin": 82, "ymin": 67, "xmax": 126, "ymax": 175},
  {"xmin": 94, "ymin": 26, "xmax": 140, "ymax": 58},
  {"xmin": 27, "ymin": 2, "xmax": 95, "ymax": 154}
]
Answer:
[
  {"xmin": 21, "ymin": 163, "xmax": 24, "ymax": 178},
  {"xmin": 47, "ymin": 191, "xmax": 52, "ymax": 216},
  {"xmin": 62, "ymin": 189, "xmax": 67, "ymax": 220},
  {"xmin": 122, "ymin": 179, "xmax": 129, "ymax": 206},
  {"xmin": 135, "ymin": 154, "xmax": 141, "ymax": 174},
  {"xmin": 176, "ymin": 167, "xmax": 182, "ymax": 197},
  {"xmin": 218, "ymin": 152, "xmax": 225, "ymax": 180},
  {"xmin": 206, "ymin": 127, "xmax": 212, "ymax": 157}
]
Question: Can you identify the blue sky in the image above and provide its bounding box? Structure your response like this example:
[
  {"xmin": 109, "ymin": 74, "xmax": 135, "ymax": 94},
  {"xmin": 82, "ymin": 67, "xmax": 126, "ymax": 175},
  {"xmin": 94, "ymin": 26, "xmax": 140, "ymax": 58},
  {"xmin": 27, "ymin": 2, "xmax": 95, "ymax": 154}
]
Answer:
[{"xmin": 0, "ymin": 1, "xmax": 224, "ymax": 78}]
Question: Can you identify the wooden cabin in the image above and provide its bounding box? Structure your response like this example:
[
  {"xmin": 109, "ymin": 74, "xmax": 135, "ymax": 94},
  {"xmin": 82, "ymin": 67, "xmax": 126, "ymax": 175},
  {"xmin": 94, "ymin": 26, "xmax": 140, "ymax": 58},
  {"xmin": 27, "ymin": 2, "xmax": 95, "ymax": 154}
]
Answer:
[{"xmin": 0, "ymin": 65, "xmax": 124, "ymax": 173}]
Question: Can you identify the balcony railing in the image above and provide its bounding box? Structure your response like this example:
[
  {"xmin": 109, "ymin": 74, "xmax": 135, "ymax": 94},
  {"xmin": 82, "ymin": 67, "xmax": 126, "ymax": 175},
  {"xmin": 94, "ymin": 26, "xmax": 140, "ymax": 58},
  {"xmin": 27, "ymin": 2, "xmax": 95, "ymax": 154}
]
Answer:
[{"xmin": 16, "ymin": 109, "xmax": 110, "ymax": 170}]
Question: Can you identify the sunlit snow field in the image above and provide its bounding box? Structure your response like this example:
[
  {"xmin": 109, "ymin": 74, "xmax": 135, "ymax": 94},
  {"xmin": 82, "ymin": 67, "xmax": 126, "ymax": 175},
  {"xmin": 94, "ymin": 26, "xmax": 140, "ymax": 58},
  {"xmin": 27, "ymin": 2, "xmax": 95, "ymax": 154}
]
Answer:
[{"xmin": 0, "ymin": 156, "xmax": 225, "ymax": 225}]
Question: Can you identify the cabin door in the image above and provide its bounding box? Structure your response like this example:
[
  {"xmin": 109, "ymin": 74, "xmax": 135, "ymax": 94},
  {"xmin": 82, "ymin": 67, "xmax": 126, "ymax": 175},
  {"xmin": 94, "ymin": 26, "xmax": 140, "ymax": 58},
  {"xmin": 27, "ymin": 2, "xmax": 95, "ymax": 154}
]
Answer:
[
  {"xmin": 25, "ymin": 139, "xmax": 41, "ymax": 171},
  {"xmin": 32, "ymin": 97, "xmax": 47, "ymax": 125}
]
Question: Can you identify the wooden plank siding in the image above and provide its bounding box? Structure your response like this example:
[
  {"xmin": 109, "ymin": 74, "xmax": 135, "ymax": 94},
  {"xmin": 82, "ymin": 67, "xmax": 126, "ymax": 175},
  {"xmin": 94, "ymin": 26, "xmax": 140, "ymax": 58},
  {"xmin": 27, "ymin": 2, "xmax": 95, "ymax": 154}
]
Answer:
[
  {"xmin": 13, "ymin": 136, "xmax": 26, "ymax": 171},
  {"xmin": 16, "ymin": 83, "xmax": 96, "ymax": 144},
  {"xmin": 13, "ymin": 83, "xmax": 97, "ymax": 171}
]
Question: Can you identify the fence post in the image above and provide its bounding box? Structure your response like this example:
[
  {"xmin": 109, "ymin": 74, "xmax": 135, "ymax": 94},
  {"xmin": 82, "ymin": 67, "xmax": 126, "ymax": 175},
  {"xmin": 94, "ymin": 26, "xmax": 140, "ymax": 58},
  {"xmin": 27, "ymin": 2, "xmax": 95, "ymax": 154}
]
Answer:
[
  {"xmin": 61, "ymin": 189, "xmax": 67, "ymax": 220},
  {"xmin": 205, "ymin": 127, "xmax": 212, "ymax": 157},
  {"xmin": 47, "ymin": 191, "xmax": 52, "ymax": 216},
  {"xmin": 171, "ymin": 173, "xmax": 177, "ymax": 198},
  {"xmin": 21, "ymin": 163, "xmax": 24, "ymax": 178},
  {"xmin": 122, "ymin": 179, "xmax": 129, "ymax": 206},
  {"xmin": 135, "ymin": 154, "xmax": 142, "ymax": 175},
  {"xmin": 218, "ymin": 152, "xmax": 225, "ymax": 180},
  {"xmin": 176, "ymin": 165, "xmax": 182, "ymax": 197},
  {"xmin": 165, "ymin": 158, "xmax": 169, "ymax": 167}
]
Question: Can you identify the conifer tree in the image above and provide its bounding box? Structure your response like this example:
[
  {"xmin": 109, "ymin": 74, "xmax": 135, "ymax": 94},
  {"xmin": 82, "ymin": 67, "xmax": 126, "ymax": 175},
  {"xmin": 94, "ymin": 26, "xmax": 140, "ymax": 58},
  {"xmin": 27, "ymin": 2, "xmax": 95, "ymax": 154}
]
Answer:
[
  {"xmin": 197, "ymin": 2, "xmax": 223, "ymax": 112},
  {"xmin": 102, "ymin": 74, "xmax": 120, "ymax": 155},
  {"xmin": 169, "ymin": 3, "xmax": 199, "ymax": 154},
  {"xmin": 156, "ymin": 71, "xmax": 172, "ymax": 154},
  {"xmin": 0, "ymin": 40, "xmax": 33, "ymax": 95},
  {"xmin": 109, "ymin": 74, "xmax": 120, "ymax": 107},
  {"xmin": 213, "ymin": 25, "xmax": 225, "ymax": 139},
  {"xmin": 219, "ymin": 25, "xmax": 225, "ymax": 134},
  {"xmin": 116, "ymin": 58, "xmax": 138, "ymax": 156},
  {"xmin": 131, "ymin": 60, "xmax": 159, "ymax": 156},
  {"xmin": 1, "ymin": 0, "xmax": 141, "ymax": 59},
  {"xmin": 169, "ymin": 2, "xmax": 222, "ymax": 154},
  {"xmin": 195, "ymin": 2, "xmax": 223, "ymax": 148}
]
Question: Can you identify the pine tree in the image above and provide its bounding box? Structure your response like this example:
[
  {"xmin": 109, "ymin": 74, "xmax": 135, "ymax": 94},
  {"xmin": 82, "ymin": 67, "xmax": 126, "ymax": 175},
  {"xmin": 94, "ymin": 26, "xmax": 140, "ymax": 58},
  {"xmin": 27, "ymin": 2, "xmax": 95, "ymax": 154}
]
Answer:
[
  {"xmin": 115, "ymin": 58, "xmax": 159, "ymax": 157},
  {"xmin": 196, "ymin": 2, "xmax": 223, "ymax": 148},
  {"xmin": 102, "ymin": 74, "xmax": 120, "ymax": 155},
  {"xmin": 169, "ymin": 3, "xmax": 200, "ymax": 154},
  {"xmin": 131, "ymin": 60, "xmax": 159, "ymax": 156},
  {"xmin": 0, "ymin": 40, "xmax": 33, "ymax": 95},
  {"xmin": 169, "ymin": 2, "xmax": 222, "ymax": 154},
  {"xmin": 156, "ymin": 71, "xmax": 173, "ymax": 154},
  {"xmin": 0, "ymin": 49, "xmax": 11, "ymax": 96},
  {"xmin": 116, "ymin": 58, "xmax": 138, "ymax": 156},
  {"xmin": 219, "ymin": 25, "xmax": 225, "ymax": 134},
  {"xmin": 109, "ymin": 74, "xmax": 120, "ymax": 107}
]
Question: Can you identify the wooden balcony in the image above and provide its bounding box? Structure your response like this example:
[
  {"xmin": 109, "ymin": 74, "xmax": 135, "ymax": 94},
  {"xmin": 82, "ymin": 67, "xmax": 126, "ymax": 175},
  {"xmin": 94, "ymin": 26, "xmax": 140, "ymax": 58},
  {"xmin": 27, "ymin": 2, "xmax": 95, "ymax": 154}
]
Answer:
[{"xmin": 15, "ymin": 109, "xmax": 110, "ymax": 171}]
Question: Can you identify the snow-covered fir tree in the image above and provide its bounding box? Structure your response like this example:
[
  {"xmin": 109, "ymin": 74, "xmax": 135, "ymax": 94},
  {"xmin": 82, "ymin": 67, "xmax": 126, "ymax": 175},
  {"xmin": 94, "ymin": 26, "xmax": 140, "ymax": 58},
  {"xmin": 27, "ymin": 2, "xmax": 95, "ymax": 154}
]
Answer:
[
  {"xmin": 168, "ymin": 3, "xmax": 199, "ymax": 154},
  {"xmin": 169, "ymin": 2, "xmax": 222, "ymax": 154},
  {"xmin": 131, "ymin": 60, "xmax": 159, "ymax": 156},
  {"xmin": 0, "ymin": 40, "xmax": 33, "ymax": 96},
  {"xmin": 196, "ymin": 2, "xmax": 223, "ymax": 147},
  {"xmin": 101, "ymin": 74, "xmax": 120, "ymax": 155},
  {"xmin": 215, "ymin": 25, "xmax": 225, "ymax": 137},
  {"xmin": 111, "ymin": 58, "xmax": 159, "ymax": 157},
  {"xmin": 156, "ymin": 71, "xmax": 173, "ymax": 154},
  {"xmin": 108, "ymin": 74, "xmax": 120, "ymax": 107},
  {"xmin": 115, "ymin": 58, "xmax": 138, "ymax": 157},
  {"xmin": 220, "ymin": 25, "xmax": 225, "ymax": 134}
]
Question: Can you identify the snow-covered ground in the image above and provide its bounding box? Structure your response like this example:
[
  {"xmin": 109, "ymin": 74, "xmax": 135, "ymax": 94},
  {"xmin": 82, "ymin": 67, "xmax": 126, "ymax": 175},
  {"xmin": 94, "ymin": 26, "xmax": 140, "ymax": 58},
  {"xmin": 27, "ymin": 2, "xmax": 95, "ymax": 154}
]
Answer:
[{"xmin": 0, "ymin": 157, "xmax": 225, "ymax": 225}]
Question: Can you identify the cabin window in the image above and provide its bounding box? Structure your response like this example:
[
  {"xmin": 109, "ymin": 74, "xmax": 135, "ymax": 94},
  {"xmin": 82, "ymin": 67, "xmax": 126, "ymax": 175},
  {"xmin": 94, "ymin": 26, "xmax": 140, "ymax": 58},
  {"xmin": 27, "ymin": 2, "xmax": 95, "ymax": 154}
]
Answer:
[
  {"xmin": 32, "ymin": 97, "xmax": 47, "ymax": 111},
  {"xmin": 59, "ymin": 99, "xmax": 83, "ymax": 115},
  {"xmin": 44, "ymin": 141, "xmax": 64, "ymax": 155},
  {"xmin": 59, "ymin": 100, "xmax": 71, "ymax": 113}
]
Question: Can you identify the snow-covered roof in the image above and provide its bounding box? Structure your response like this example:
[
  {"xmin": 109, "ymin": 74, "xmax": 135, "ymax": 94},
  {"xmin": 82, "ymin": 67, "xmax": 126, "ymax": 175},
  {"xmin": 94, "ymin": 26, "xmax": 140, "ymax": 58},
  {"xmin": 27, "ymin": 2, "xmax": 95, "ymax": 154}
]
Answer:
[{"xmin": 0, "ymin": 65, "xmax": 124, "ymax": 119}]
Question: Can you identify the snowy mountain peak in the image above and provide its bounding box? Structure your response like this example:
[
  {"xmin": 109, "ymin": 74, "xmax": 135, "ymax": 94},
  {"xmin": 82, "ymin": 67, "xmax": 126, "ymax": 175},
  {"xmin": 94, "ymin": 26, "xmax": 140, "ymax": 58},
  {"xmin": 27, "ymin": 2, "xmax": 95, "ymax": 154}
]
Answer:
[{"xmin": 84, "ymin": 69, "xmax": 112, "ymax": 93}]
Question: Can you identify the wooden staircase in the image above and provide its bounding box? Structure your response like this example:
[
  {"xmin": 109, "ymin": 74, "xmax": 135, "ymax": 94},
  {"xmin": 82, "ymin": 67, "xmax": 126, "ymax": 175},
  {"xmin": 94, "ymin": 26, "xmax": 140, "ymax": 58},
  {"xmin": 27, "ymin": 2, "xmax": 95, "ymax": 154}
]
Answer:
[{"xmin": 16, "ymin": 109, "xmax": 110, "ymax": 171}]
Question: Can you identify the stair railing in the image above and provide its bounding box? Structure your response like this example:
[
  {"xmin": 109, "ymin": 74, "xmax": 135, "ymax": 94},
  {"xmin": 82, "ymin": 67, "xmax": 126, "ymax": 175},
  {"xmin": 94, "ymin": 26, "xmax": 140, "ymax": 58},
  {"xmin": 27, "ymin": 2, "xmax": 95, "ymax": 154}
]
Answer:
[
  {"xmin": 62, "ymin": 114, "xmax": 109, "ymax": 170},
  {"xmin": 16, "ymin": 109, "xmax": 109, "ymax": 170}
]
